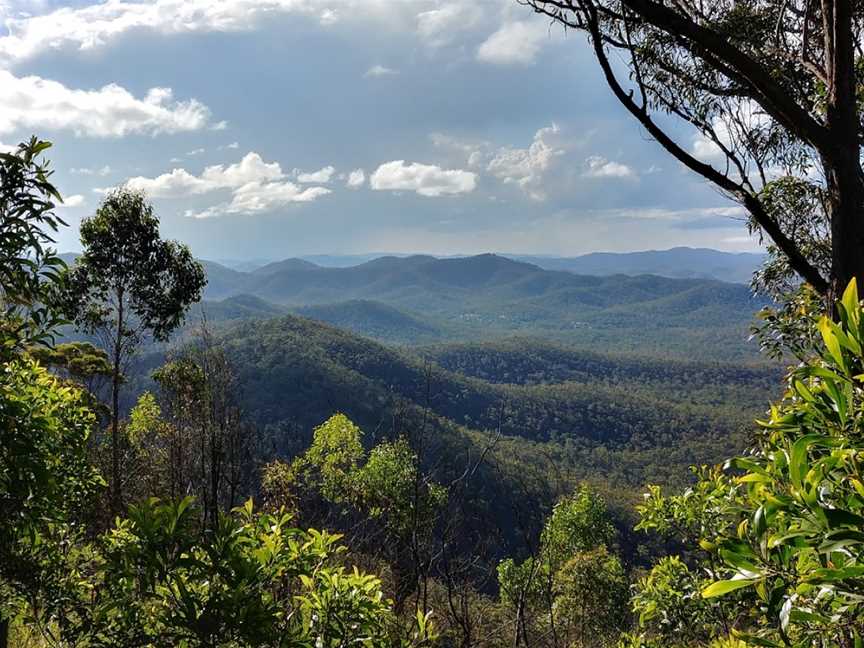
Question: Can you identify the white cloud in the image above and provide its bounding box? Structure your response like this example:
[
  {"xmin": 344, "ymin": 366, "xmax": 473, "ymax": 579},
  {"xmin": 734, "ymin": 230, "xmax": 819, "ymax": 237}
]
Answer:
[
  {"xmin": 477, "ymin": 20, "xmax": 548, "ymax": 65},
  {"xmin": 188, "ymin": 182, "xmax": 331, "ymax": 219},
  {"xmin": 117, "ymin": 151, "xmax": 330, "ymax": 217},
  {"xmin": 0, "ymin": 71, "xmax": 211, "ymax": 137},
  {"xmin": 187, "ymin": 148, "xmax": 205, "ymax": 156},
  {"xmin": 486, "ymin": 124, "xmax": 565, "ymax": 200},
  {"xmin": 70, "ymin": 165, "xmax": 111, "ymax": 176},
  {"xmin": 58, "ymin": 194, "xmax": 85, "ymax": 207},
  {"xmin": 364, "ymin": 64, "xmax": 398, "ymax": 77},
  {"xmin": 370, "ymin": 160, "xmax": 476, "ymax": 197},
  {"xmin": 123, "ymin": 152, "xmax": 284, "ymax": 198},
  {"xmin": 0, "ymin": 0, "xmax": 542, "ymax": 69},
  {"xmin": 0, "ymin": 0, "xmax": 497, "ymax": 65},
  {"xmin": 0, "ymin": 0, "xmax": 314, "ymax": 64},
  {"xmin": 416, "ymin": 2, "xmax": 482, "ymax": 47},
  {"xmin": 221, "ymin": 141, "xmax": 240, "ymax": 150},
  {"xmin": 346, "ymin": 168, "xmax": 366, "ymax": 188},
  {"xmin": 296, "ymin": 165, "xmax": 335, "ymax": 183},
  {"xmin": 583, "ymin": 156, "xmax": 636, "ymax": 179}
]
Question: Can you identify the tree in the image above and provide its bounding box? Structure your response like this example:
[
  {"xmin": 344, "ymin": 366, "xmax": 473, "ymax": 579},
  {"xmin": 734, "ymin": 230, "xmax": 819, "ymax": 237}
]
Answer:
[
  {"xmin": 149, "ymin": 323, "xmax": 258, "ymax": 527},
  {"xmin": 497, "ymin": 485, "xmax": 624, "ymax": 647},
  {"xmin": 0, "ymin": 137, "xmax": 68, "ymax": 355},
  {"xmin": 632, "ymin": 280, "xmax": 864, "ymax": 646},
  {"xmin": 63, "ymin": 188, "xmax": 206, "ymax": 513},
  {"xmin": 523, "ymin": 0, "xmax": 862, "ymax": 296},
  {"xmin": 28, "ymin": 341, "xmax": 113, "ymax": 401}
]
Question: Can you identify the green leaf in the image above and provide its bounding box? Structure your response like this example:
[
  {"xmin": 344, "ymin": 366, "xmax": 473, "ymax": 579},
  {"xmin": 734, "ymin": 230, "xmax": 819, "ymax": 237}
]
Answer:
[
  {"xmin": 702, "ymin": 577, "xmax": 758, "ymax": 598},
  {"xmin": 819, "ymin": 316, "xmax": 847, "ymax": 373}
]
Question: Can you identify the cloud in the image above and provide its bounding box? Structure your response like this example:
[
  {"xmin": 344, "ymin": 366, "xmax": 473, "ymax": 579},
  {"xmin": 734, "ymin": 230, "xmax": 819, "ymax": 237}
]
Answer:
[
  {"xmin": 583, "ymin": 156, "xmax": 635, "ymax": 179},
  {"xmin": 188, "ymin": 182, "xmax": 331, "ymax": 219},
  {"xmin": 123, "ymin": 152, "xmax": 283, "ymax": 198},
  {"xmin": 186, "ymin": 148, "xmax": 206, "ymax": 156},
  {"xmin": 296, "ymin": 165, "xmax": 335, "ymax": 183},
  {"xmin": 70, "ymin": 165, "xmax": 112, "ymax": 176},
  {"xmin": 485, "ymin": 124, "xmax": 565, "ymax": 199},
  {"xmin": 116, "ymin": 151, "xmax": 330, "ymax": 217},
  {"xmin": 0, "ymin": 0, "xmax": 318, "ymax": 64},
  {"xmin": 364, "ymin": 65, "xmax": 398, "ymax": 77},
  {"xmin": 477, "ymin": 21, "xmax": 549, "ymax": 65},
  {"xmin": 58, "ymin": 194, "xmax": 85, "ymax": 207},
  {"xmin": 221, "ymin": 141, "xmax": 240, "ymax": 150},
  {"xmin": 0, "ymin": 0, "xmax": 505, "ymax": 65},
  {"xmin": 0, "ymin": 71, "xmax": 211, "ymax": 137},
  {"xmin": 346, "ymin": 168, "xmax": 366, "ymax": 188},
  {"xmin": 370, "ymin": 160, "xmax": 476, "ymax": 197},
  {"xmin": 416, "ymin": 2, "xmax": 482, "ymax": 48}
]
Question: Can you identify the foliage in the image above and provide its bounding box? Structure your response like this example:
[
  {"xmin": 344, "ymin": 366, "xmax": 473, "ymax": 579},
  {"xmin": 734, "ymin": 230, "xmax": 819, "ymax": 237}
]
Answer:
[
  {"xmin": 61, "ymin": 187, "xmax": 206, "ymax": 511},
  {"xmin": 750, "ymin": 285, "xmax": 824, "ymax": 362},
  {"xmin": 38, "ymin": 497, "xmax": 422, "ymax": 648},
  {"xmin": 63, "ymin": 188, "xmax": 207, "ymax": 344},
  {"xmin": 497, "ymin": 486, "xmax": 628, "ymax": 647},
  {"xmin": 359, "ymin": 437, "xmax": 447, "ymax": 538},
  {"xmin": 0, "ymin": 138, "xmax": 68, "ymax": 354},
  {"xmin": 631, "ymin": 280, "xmax": 864, "ymax": 646},
  {"xmin": 0, "ymin": 358, "xmax": 103, "ymax": 619},
  {"xmin": 293, "ymin": 413, "xmax": 365, "ymax": 504},
  {"xmin": 150, "ymin": 331, "xmax": 258, "ymax": 525}
]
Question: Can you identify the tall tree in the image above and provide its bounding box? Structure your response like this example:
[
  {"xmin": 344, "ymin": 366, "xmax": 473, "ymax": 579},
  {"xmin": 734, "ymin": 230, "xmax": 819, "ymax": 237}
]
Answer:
[
  {"xmin": 63, "ymin": 188, "xmax": 206, "ymax": 513},
  {"xmin": 523, "ymin": 0, "xmax": 863, "ymax": 297}
]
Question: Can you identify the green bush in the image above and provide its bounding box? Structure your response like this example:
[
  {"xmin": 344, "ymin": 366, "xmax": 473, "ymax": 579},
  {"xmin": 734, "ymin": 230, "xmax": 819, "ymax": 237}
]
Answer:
[{"xmin": 632, "ymin": 279, "xmax": 864, "ymax": 646}]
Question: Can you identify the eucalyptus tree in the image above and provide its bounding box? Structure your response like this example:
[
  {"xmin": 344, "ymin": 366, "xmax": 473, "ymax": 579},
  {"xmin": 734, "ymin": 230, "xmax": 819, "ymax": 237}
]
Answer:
[
  {"xmin": 523, "ymin": 0, "xmax": 863, "ymax": 296},
  {"xmin": 63, "ymin": 188, "xmax": 206, "ymax": 513}
]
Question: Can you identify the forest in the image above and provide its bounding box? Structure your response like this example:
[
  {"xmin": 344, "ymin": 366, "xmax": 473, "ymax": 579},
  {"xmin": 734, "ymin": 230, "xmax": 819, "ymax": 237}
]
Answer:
[{"xmin": 6, "ymin": 0, "xmax": 864, "ymax": 642}]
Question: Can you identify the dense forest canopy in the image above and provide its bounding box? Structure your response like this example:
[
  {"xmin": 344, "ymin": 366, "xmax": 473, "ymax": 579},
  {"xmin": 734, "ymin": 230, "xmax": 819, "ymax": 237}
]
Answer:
[{"xmin": 4, "ymin": 0, "xmax": 864, "ymax": 641}]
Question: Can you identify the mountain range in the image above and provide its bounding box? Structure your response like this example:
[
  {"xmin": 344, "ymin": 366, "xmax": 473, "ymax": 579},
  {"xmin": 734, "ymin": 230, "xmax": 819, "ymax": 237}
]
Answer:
[
  {"xmin": 206, "ymin": 247, "xmax": 764, "ymax": 284},
  {"xmin": 194, "ymin": 252, "xmax": 767, "ymax": 360}
]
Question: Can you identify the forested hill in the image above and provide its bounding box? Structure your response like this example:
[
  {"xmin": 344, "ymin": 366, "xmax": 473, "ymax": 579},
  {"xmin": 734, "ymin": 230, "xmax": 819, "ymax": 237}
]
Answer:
[
  {"xmin": 194, "ymin": 253, "xmax": 768, "ymax": 360},
  {"xmin": 121, "ymin": 313, "xmax": 776, "ymax": 492}
]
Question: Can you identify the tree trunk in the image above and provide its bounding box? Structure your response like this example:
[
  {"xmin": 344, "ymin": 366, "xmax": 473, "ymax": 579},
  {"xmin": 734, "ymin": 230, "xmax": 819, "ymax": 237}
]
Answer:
[
  {"xmin": 824, "ymin": 0, "xmax": 864, "ymax": 294},
  {"xmin": 111, "ymin": 289, "xmax": 124, "ymax": 516},
  {"xmin": 0, "ymin": 617, "xmax": 9, "ymax": 648}
]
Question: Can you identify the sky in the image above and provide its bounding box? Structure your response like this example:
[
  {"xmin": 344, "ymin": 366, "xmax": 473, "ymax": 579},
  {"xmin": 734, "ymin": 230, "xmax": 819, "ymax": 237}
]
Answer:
[{"xmin": 0, "ymin": 0, "xmax": 762, "ymax": 260}]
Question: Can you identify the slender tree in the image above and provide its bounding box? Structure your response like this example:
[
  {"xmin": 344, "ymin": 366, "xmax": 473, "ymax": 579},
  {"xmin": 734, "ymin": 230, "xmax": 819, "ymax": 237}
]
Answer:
[
  {"xmin": 63, "ymin": 188, "xmax": 206, "ymax": 513},
  {"xmin": 522, "ymin": 0, "xmax": 863, "ymax": 297}
]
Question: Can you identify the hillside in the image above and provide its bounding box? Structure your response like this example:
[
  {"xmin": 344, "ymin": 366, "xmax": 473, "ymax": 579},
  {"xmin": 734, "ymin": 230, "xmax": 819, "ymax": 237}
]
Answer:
[
  {"xmin": 186, "ymin": 315, "xmax": 773, "ymax": 483},
  {"xmin": 194, "ymin": 253, "xmax": 767, "ymax": 359}
]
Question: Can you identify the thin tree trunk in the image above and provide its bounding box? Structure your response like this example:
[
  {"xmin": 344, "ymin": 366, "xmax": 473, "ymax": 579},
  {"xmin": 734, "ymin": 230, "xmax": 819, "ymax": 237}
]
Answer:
[
  {"xmin": 0, "ymin": 617, "xmax": 9, "ymax": 648},
  {"xmin": 111, "ymin": 288, "xmax": 124, "ymax": 515}
]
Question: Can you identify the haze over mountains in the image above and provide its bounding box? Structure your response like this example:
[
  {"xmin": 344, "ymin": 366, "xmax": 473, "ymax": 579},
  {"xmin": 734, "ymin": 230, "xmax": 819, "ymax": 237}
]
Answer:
[
  {"xmin": 211, "ymin": 247, "xmax": 765, "ymax": 284},
  {"xmin": 194, "ymin": 251, "xmax": 766, "ymax": 360}
]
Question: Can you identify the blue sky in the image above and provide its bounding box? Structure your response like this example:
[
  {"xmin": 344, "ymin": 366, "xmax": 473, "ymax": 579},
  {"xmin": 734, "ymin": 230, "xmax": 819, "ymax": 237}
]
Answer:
[{"xmin": 0, "ymin": 0, "xmax": 760, "ymax": 260}]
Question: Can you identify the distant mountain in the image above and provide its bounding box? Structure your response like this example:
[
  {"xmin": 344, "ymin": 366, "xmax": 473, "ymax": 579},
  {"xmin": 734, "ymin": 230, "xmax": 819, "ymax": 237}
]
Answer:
[
  {"xmin": 252, "ymin": 258, "xmax": 320, "ymax": 275},
  {"xmin": 513, "ymin": 247, "xmax": 765, "ymax": 284},
  {"xmin": 190, "ymin": 253, "xmax": 770, "ymax": 359}
]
